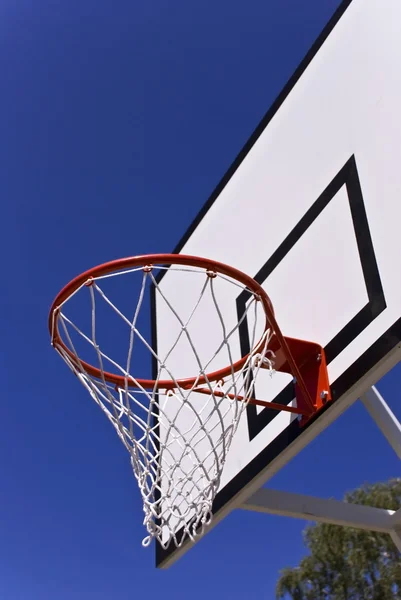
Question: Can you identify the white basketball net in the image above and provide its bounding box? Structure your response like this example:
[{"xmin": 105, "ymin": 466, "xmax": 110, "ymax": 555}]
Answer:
[{"xmin": 51, "ymin": 265, "xmax": 274, "ymax": 549}]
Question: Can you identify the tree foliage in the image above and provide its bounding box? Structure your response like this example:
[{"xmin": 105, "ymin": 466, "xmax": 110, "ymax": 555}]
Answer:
[{"xmin": 276, "ymin": 479, "xmax": 401, "ymax": 599}]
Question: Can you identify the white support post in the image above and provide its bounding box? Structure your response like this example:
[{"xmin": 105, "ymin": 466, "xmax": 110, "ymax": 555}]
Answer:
[
  {"xmin": 390, "ymin": 507, "xmax": 401, "ymax": 552},
  {"xmin": 240, "ymin": 488, "xmax": 395, "ymax": 532},
  {"xmin": 390, "ymin": 529, "xmax": 401, "ymax": 552},
  {"xmin": 390, "ymin": 507, "xmax": 401, "ymax": 529},
  {"xmin": 361, "ymin": 387, "xmax": 401, "ymax": 549},
  {"xmin": 361, "ymin": 386, "xmax": 401, "ymax": 460}
]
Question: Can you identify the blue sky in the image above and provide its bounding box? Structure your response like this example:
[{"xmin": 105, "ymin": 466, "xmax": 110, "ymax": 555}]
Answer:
[{"xmin": 2, "ymin": 1, "xmax": 401, "ymax": 598}]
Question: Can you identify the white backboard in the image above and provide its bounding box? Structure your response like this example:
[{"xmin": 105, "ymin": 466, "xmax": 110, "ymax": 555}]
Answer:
[{"xmin": 152, "ymin": 0, "xmax": 401, "ymax": 567}]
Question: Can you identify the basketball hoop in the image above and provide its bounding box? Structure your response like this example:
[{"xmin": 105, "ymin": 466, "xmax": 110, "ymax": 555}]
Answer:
[{"xmin": 49, "ymin": 253, "xmax": 331, "ymax": 549}]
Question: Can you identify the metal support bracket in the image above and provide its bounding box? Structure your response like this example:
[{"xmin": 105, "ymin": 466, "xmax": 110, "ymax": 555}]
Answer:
[
  {"xmin": 361, "ymin": 386, "xmax": 401, "ymax": 460},
  {"xmin": 267, "ymin": 336, "xmax": 332, "ymax": 424},
  {"xmin": 240, "ymin": 386, "xmax": 401, "ymax": 551},
  {"xmin": 241, "ymin": 488, "xmax": 395, "ymax": 532}
]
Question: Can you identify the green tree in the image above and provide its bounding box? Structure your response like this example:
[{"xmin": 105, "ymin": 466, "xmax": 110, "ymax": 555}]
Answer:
[{"xmin": 276, "ymin": 479, "xmax": 401, "ymax": 599}]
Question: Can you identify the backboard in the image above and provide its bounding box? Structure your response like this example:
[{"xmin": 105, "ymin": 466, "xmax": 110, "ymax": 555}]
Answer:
[{"xmin": 152, "ymin": 0, "xmax": 401, "ymax": 567}]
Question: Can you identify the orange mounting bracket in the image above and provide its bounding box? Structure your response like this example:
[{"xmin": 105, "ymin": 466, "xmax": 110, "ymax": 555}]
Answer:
[{"xmin": 266, "ymin": 336, "xmax": 332, "ymax": 426}]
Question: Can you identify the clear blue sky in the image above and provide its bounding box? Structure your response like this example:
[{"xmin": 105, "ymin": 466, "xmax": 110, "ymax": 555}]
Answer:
[{"xmin": 2, "ymin": 1, "xmax": 401, "ymax": 598}]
